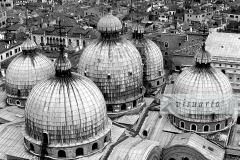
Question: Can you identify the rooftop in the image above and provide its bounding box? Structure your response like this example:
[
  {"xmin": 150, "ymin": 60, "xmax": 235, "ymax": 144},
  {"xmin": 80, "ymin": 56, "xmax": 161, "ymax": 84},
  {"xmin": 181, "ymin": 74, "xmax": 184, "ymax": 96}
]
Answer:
[
  {"xmin": 0, "ymin": 39, "xmax": 24, "ymax": 54},
  {"xmin": 226, "ymin": 124, "xmax": 240, "ymax": 156}
]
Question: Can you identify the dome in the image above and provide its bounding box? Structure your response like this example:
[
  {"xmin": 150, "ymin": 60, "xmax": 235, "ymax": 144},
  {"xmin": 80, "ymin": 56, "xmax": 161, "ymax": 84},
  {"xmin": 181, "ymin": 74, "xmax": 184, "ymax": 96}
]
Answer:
[
  {"xmin": 97, "ymin": 10, "xmax": 122, "ymax": 33},
  {"xmin": 23, "ymin": 43, "xmax": 112, "ymax": 159},
  {"xmin": 5, "ymin": 38, "xmax": 55, "ymax": 107},
  {"xmin": 78, "ymin": 13, "xmax": 145, "ymax": 118},
  {"xmin": 130, "ymin": 24, "xmax": 165, "ymax": 94},
  {"xmin": 170, "ymin": 43, "xmax": 233, "ymax": 133}
]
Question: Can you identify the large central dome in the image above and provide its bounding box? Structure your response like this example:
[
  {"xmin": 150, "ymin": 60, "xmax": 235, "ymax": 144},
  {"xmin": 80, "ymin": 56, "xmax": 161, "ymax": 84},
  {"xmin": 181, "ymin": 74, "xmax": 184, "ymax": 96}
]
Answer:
[
  {"xmin": 23, "ymin": 40, "xmax": 112, "ymax": 159},
  {"xmin": 169, "ymin": 43, "xmax": 233, "ymax": 134},
  {"xmin": 78, "ymin": 9, "xmax": 145, "ymax": 118}
]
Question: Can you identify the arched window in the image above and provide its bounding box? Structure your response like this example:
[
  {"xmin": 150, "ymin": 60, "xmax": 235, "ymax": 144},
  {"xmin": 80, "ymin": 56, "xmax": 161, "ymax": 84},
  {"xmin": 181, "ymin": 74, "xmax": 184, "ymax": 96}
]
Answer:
[
  {"xmin": 191, "ymin": 124, "xmax": 197, "ymax": 131},
  {"xmin": 17, "ymin": 89, "xmax": 21, "ymax": 96},
  {"xmin": 225, "ymin": 119, "xmax": 228, "ymax": 127},
  {"xmin": 30, "ymin": 143, "xmax": 34, "ymax": 152},
  {"xmin": 237, "ymin": 116, "xmax": 240, "ymax": 124},
  {"xmin": 182, "ymin": 157, "xmax": 189, "ymax": 160},
  {"xmin": 33, "ymin": 36, "xmax": 36, "ymax": 42},
  {"xmin": 77, "ymin": 39, "xmax": 79, "ymax": 46},
  {"xmin": 216, "ymin": 124, "xmax": 220, "ymax": 130},
  {"xmin": 43, "ymin": 133, "xmax": 48, "ymax": 144},
  {"xmin": 41, "ymin": 37, "xmax": 44, "ymax": 43},
  {"xmin": 92, "ymin": 142, "xmax": 98, "ymax": 151},
  {"xmin": 143, "ymin": 130, "xmax": 147, "ymax": 136},
  {"xmin": 47, "ymin": 37, "xmax": 49, "ymax": 44},
  {"xmin": 121, "ymin": 104, "xmax": 126, "ymax": 111},
  {"xmin": 107, "ymin": 105, "xmax": 113, "ymax": 112},
  {"xmin": 203, "ymin": 125, "xmax": 210, "ymax": 132},
  {"xmin": 180, "ymin": 121, "xmax": 185, "ymax": 129},
  {"xmin": 157, "ymin": 81, "xmax": 160, "ymax": 85},
  {"xmin": 58, "ymin": 150, "xmax": 66, "ymax": 158},
  {"xmin": 133, "ymin": 100, "xmax": 137, "ymax": 107},
  {"xmin": 68, "ymin": 39, "xmax": 71, "ymax": 45},
  {"xmin": 76, "ymin": 148, "xmax": 84, "ymax": 156},
  {"xmin": 104, "ymin": 136, "xmax": 108, "ymax": 143}
]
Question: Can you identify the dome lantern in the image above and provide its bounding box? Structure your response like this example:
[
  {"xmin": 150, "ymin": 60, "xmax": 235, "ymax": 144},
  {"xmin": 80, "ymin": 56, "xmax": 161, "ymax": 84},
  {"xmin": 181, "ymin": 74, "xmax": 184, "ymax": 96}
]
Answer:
[
  {"xmin": 97, "ymin": 6, "xmax": 122, "ymax": 39},
  {"xmin": 132, "ymin": 19, "xmax": 144, "ymax": 39},
  {"xmin": 194, "ymin": 42, "xmax": 212, "ymax": 65},
  {"xmin": 21, "ymin": 38, "xmax": 37, "ymax": 51}
]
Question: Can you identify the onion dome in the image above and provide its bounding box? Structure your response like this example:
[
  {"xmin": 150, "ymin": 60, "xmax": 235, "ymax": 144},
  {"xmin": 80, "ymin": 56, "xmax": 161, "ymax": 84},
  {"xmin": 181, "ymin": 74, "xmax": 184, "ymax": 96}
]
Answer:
[
  {"xmin": 170, "ymin": 43, "xmax": 233, "ymax": 134},
  {"xmin": 23, "ymin": 39, "xmax": 112, "ymax": 159},
  {"xmin": 78, "ymin": 11, "xmax": 145, "ymax": 119},
  {"xmin": 130, "ymin": 23, "xmax": 165, "ymax": 94},
  {"xmin": 97, "ymin": 7, "xmax": 122, "ymax": 33},
  {"xmin": 5, "ymin": 38, "xmax": 55, "ymax": 108}
]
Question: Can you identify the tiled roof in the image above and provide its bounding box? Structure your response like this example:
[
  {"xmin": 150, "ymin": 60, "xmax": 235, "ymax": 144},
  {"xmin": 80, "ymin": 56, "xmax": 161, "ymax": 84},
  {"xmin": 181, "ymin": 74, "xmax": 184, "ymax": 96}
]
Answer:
[
  {"xmin": 173, "ymin": 38, "xmax": 203, "ymax": 56},
  {"xmin": 226, "ymin": 124, "xmax": 240, "ymax": 155},
  {"xmin": 221, "ymin": 6, "xmax": 240, "ymax": 15},
  {"xmin": 0, "ymin": 106, "xmax": 24, "ymax": 122},
  {"xmin": 6, "ymin": 24, "xmax": 23, "ymax": 31}
]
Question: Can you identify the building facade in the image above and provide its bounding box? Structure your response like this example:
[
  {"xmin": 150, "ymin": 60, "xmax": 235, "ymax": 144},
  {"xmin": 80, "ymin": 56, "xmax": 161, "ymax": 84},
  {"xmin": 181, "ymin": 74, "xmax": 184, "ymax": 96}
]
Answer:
[
  {"xmin": 0, "ymin": 10, "xmax": 7, "ymax": 28},
  {"xmin": 0, "ymin": 0, "xmax": 13, "ymax": 10}
]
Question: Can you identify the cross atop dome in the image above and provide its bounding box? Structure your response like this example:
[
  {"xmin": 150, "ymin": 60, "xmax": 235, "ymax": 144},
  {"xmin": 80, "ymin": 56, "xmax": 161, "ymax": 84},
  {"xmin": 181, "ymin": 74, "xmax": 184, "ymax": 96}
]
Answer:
[{"xmin": 194, "ymin": 40, "xmax": 212, "ymax": 65}]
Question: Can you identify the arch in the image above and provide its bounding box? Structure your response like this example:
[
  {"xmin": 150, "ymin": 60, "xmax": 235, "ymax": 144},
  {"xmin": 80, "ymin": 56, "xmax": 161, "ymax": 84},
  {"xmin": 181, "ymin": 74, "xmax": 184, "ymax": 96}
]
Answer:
[
  {"xmin": 121, "ymin": 104, "xmax": 126, "ymax": 111},
  {"xmin": 237, "ymin": 116, "xmax": 240, "ymax": 124},
  {"xmin": 58, "ymin": 150, "xmax": 66, "ymax": 158},
  {"xmin": 190, "ymin": 124, "xmax": 197, "ymax": 131},
  {"xmin": 104, "ymin": 136, "xmax": 108, "ymax": 143},
  {"xmin": 157, "ymin": 81, "xmax": 160, "ymax": 85},
  {"xmin": 76, "ymin": 148, "xmax": 84, "ymax": 156},
  {"xmin": 133, "ymin": 100, "xmax": 137, "ymax": 107},
  {"xmin": 225, "ymin": 119, "xmax": 228, "ymax": 127},
  {"xmin": 182, "ymin": 157, "xmax": 189, "ymax": 160},
  {"xmin": 203, "ymin": 125, "xmax": 210, "ymax": 132},
  {"xmin": 143, "ymin": 130, "xmax": 147, "ymax": 136},
  {"xmin": 180, "ymin": 121, "xmax": 185, "ymax": 129},
  {"xmin": 43, "ymin": 133, "xmax": 48, "ymax": 144},
  {"xmin": 107, "ymin": 105, "xmax": 113, "ymax": 112},
  {"xmin": 92, "ymin": 142, "xmax": 98, "ymax": 151},
  {"xmin": 16, "ymin": 100, "xmax": 21, "ymax": 106},
  {"xmin": 216, "ymin": 123, "xmax": 220, "ymax": 130},
  {"xmin": 30, "ymin": 143, "xmax": 34, "ymax": 152}
]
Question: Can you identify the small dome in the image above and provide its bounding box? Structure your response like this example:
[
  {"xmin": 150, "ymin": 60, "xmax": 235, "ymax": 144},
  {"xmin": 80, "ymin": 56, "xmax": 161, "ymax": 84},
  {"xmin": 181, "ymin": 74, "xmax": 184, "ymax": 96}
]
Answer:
[
  {"xmin": 5, "ymin": 39, "xmax": 55, "ymax": 107},
  {"xmin": 54, "ymin": 53, "xmax": 71, "ymax": 72},
  {"xmin": 194, "ymin": 43, "xmax": 212, "ymax": 64},
  {"xmin": 21, "ymin": 38, "xmax": 37, "ymax": 50},
  {"xmin": 97, "ymin": 10, "xmax": 122, "ymax": 33}
]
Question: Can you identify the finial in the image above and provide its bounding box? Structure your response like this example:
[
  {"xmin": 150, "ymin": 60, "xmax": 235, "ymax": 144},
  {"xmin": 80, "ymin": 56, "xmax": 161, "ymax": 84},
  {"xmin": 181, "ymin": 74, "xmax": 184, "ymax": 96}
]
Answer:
[{"xmin": 107, "ymin": 6, "xmax": 112, "ymax": 14}]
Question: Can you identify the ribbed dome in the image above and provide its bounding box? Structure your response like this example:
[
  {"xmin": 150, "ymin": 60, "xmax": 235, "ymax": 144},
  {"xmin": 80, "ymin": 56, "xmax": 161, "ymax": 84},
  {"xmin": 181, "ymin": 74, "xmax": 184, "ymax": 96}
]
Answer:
[
  {"xmin": 21, "ymin": 38, "xmax": 37, "ymax": 50},
  {"xmin": 78, "ymin": 38, "xmax": 143, "ymax": 104},
  {"xmin": 5, "ymin": 39, "xmax": 55, "ymax": 107},
  {"xmin": 171, "ymin": 63, "xmax": 233, "ymax": 122},
  {"xmin": 97, "ymin": 11, "xmax": 122, "ymax": 33},
  {"xmin": 24, "ymin": 73, "xmax": 111, "ymax": 145}
]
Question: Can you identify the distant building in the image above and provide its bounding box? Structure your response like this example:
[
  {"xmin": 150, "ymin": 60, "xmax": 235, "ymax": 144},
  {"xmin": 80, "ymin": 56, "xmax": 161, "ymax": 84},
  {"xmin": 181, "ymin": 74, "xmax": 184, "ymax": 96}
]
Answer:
[
  {"xmin": 0, "ymin": 0, "xmax": 13, "ymax": 10},
  {"xmin": 221, "ymin": 6, "xmax": 240, "ymax": 22},
  {"xmin": 184, "ymin": 8, "xmax": 207, "ymax": 24},
  {"xmin": 148, "ymin": 33, "xmax": 187, "ymax": 69},
  {"xmin": 0, "ymin": 10, "xmax": 7, "ymax": 28}
]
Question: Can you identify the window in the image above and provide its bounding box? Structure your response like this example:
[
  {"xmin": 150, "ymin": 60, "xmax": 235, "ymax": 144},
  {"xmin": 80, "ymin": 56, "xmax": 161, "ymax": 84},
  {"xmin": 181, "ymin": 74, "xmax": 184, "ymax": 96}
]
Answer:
[
  {"xmin": 229, "ymin": 77, "xmax": 232, "ymax": 80},
  {"xmin": 236, "ymin": 16, "xmax": 238, "ymax": 18},
  {"xmin": 180, "ymin": 121, "xmax": 185, "ymax": 129},
  {"xmin": 221, "ymin": 70, "xmax": 225, "ymax": 74},
  {"xmin": 77, "ymin": 39, "xmax": 79, "ymax": 46},
  {"xmin": 203, "ymin": 125, "xmax": 210, "ymax": 132},
  {"xmin": 165, "ymin": 52, "xmax": 168, "ymax": 56},
  {"xmin": 30, "ymin": 143, "xmax": 34, "ymax": 152},
  {"xmin": 216, "ymin": 124, "xmax": 220, "ymax": 130},
  {"xmin": 179, "ymin": 43, "xmax": 181, "ymax": 46},
  {"xmin": 219, "ymin": 64, "xmax": 221, "ymax": 66},
  {"xmin": 173, "ymin": 116, "xmax": 176, "ymax": 124},
  {"xmin": 92, "ymin": 143, "xmax": 98, "ymax": 151},
  {"xmin": 230, "ymin": 65, "xmax": 233, "ymax": 67},
  {"xmin": 133, "ymin": 100, "xmax": 137, "ymax": 107},
  {"xmin": 230, "ymin": 15, "xmax": 234, "ymax": 18},
  {"xmin": 121, "ymin": 104, "xmax": 126, "ymax": 110},
  {"xmin": 6, "ymin": 52, "xmax": 9, "ymax": 57},
  {"xmin": 16, "ymin": 100, "xmax": 21, "ymax": 106},
  {"xmin": 237, "ymin": 116, "xmax": 240, "ymax": 124},
  {"xmin": 164, "ymin": 60, "xmax": 167, "ymax": 65},
  {"xmin": 41, "ymin": 37, "xmax": 44, "ymax": 43},
  {"xmin": 182, "ymin": 157, "xmax": 189, "ymax": 160},
  {"xmin": 159, "ymin": 70, "xmax": 161, "ymax": 76},
  {"xmin": 76, "ymin": 148, "xmax": 84, "ymax": 156},
  {"xmin": 164, "ymin": 42, "xmax": 168, "ymax": 48},
  {"xmin": 58, "ymin": 150, "xmax": 66, "ymax": 158},
  {"xmin": 18, "ymin": 47, "xmax": 20, "ymax": 51},
  {"xmin": 43, "ymin": 133, "xmax": 48, "ymax": 144},
  {"xmin": 196, "ymin": 16, "xmax": 197, "ymax": 18},
  {"xmin": 1, "ymin": 55, "xmax": 2, "ymax": 60},
  {"xmin": 225, "ymin": 119, "xmax": 228, "ymax": 127},
  {"xmin": 107, "ymin": 105, "xmax": 113, "ymax": 112},
  {"xmin": 104, "ymin": 136, "xmax": 108, "ymax": 143},
  {"xmin": 191, "ymin": 124, "xmax": 197, "ymax": 131},
  {"xmin": 157, "ymin": 81, "xmax": 160, "ymax": 85},
  {"xmin": 169, "ymin": 158, "xmax": 176, "ymax": 160},
  {"xmin": 143, "ymin": 130, "xmax": 147, "ymax": 136},
  {"xmin": 10, "ymin": 51, "xmax": 12, "ymax": 56}
]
